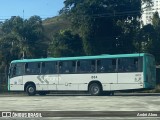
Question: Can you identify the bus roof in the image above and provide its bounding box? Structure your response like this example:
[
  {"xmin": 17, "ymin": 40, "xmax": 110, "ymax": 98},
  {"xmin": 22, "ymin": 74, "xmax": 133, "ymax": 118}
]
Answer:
[{"xmin": 11, "ymin": 53, "xmax": 152, "ymax": 63}]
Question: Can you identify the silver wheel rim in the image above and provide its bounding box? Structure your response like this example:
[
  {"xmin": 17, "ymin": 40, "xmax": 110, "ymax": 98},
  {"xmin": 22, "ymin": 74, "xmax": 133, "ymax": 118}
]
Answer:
[
  {"xmin": 92, "ymin": 86, "xmax": 99, "ymax": 94},
  {"xmin": 28, "ymin": 87, "xmax": 34, "ymax": 93}
]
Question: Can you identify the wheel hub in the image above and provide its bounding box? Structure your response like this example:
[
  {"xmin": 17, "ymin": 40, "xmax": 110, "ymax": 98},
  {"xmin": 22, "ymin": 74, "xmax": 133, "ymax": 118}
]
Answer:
[
  {"xmin": 28, "ymin": 87, "xmax": 34, "ymax": 93},
  {"xmin": 93, "ymin": 86, "xmax": 99, "ymax": 94}
]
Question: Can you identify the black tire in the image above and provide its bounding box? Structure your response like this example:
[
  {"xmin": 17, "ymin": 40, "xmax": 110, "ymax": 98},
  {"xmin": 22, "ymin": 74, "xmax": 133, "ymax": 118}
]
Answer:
[
  {"xmin": 89, "ymin": 83, "xmax": 102, "ymax": 96},
  {"xmin": 26, "ymin": 84, "xmax": 36, "ymax": 96},
  {"xmin": 38, "ymin": 91, "xmax": 47, "ymax": 96}
]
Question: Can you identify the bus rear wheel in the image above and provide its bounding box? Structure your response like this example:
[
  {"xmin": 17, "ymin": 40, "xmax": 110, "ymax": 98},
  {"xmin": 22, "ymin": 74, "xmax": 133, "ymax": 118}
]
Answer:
[
  {"xmin": 89, "ymin": 83, "xmax": 102, "ymax": 96},
  {"xmin": 26, "ymin": 84, "xmax": 36, "ymax": 96}
]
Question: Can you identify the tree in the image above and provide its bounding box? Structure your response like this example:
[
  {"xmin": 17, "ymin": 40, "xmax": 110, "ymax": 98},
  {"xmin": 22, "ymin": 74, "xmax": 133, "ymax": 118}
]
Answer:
[
  {"xmin": 61, "ymin": 0, "xmax": 152, "ymax": 55},
  {"xmin": 48, "ymin": 30, "xmax": 84, "ymax": 57},
  {"xmin": 0, "ymin": 16, "xmax": 47, "ymax": 59},
  {"xmin": 134, "ymin": 24, "xmax": 155, "ymax": 53},
  {"xmin": 0, "ymin": 16, "xmax": 47, "ymax": 81},
  {"xmin": 152, "ymin": 12, "xmax": 160, "ymax": 28},
  {"xmin": 0, "ymin": 17, "xmax": 23, "ymax": 71},
  {"xmin": 151, "ymin": 12, "xmax": 160, "ymax": 64},
  {"xmin": 133, "ymin": 12, "xmax": 160, "ymax": 64},
  {"xmin": 22, "ymin": 16, "xmax": 48, "ymax": 58}
]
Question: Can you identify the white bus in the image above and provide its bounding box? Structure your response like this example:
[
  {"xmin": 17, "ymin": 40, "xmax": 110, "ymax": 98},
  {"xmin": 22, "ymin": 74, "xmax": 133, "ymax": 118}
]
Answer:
[{"xmin": 8, "ymin": 53, "xmax": 156, "ymax": 96}]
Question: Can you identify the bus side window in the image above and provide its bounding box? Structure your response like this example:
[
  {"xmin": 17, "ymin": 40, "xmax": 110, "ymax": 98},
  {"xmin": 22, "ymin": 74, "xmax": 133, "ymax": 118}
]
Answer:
[
  {"xmin": 59, "ymin": 61, "xmax": 63, "ymax": 73},
  {"xmin": 97, "ymin": 60, "xmax": 103, "ymax": 72},
  {"xmin": 118, "ymin": 58, "xmax": 138, "ymax": 72},
  {"xmin": 91, "ymin": 60, "xmax": 96, "ymax": 72},
  {"xmin": 77, "ymin": 60, "xmax": 95, "ymax": 73},
  {"xmin": 134, "ymin": 58, "xmax": 138, "ymax": 71},
  {"xmin": 25, "ymin": 63, "xmax": 30, "ymax": 74},
  {"xmin": 77, "ymin": 61, "xmax": 80, "ymax": 73},
  {"xmin": 112, "ymin": 59, "xmax": 117, "ymax": 72},
  {"xmin": 97, "ymin": 59, "xmax": 116, "ymax": 73},
  {"xmin": 72, "ymin": 61, "xmax": 76, "ymax": 73},
  {"xmin": 41, "ymin": 62, "xmax": 57, "ymax": 74},
  {"xmin": 112, "ymin": 59, "xmax": 116, "ymax": 65},
  {"xmin": 41, "ymin": 62, "xmax": 46, "ymax": 74},
  {"xmin": 97, "ymin": 60, "xmax": 101, "ymax": 66},
  {"xmin": 118, "ymin": 59, "xmax": 123, "ymax": 72},
  {"xmin": 25, "ymin": 62, "xmax": 40, "ymax": 75},
  {"xmin": 77, "ymin": 61, "xmax": 80, "ymax": 67},
  {"xmin": 55, "ymin": 62, "xmax": 58, "ymax": 73},
  {"xmin": 59, "ymin": 61, "xmax": 75, "ymax": 74},
  {"xmin": 137, "ymin": 57, "xmax": 143, "ymax": 72}
]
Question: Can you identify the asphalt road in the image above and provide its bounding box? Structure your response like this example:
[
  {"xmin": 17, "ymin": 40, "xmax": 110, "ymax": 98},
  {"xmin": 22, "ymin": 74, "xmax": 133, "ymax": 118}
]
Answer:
[{"xmin": 0, "ymin": 93, "xmax": 160, "ymax": 120}]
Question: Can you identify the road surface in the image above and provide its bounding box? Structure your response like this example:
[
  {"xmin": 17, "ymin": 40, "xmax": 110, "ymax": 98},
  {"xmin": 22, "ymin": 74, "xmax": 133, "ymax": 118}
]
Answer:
[{"xmin": 0, "ymin": 93, "xmax": 160, "ymax": 120}]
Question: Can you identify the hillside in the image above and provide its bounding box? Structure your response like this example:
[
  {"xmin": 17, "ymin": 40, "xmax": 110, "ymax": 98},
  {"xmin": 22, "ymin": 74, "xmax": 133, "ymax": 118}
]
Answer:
[{"xmin": 42, "ymin": 16, "xmax": 71, "ymax": 39}]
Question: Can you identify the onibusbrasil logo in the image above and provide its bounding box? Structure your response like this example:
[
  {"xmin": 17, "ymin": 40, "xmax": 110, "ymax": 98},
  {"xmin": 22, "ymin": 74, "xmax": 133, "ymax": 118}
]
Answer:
[{"xmin": 1, "ymin": 112, "xmax": 42, "ymax": 118}]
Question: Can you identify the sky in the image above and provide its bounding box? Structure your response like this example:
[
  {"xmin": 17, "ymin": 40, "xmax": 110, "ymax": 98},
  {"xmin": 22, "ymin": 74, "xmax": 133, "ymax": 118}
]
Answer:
[{"xmin": 0, "ymin": 0, "xmax": 65, "ymax": 21}]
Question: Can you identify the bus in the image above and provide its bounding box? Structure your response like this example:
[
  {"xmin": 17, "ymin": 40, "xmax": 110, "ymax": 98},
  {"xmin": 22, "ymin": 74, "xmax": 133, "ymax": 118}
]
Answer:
[{"xmin": 8, "ymin": 53, "xmax": 156, "ymax": 96}]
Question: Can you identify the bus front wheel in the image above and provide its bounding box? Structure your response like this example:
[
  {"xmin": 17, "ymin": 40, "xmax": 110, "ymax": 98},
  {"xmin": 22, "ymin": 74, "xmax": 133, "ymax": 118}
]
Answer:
[
  {"xmin": 26, "ymin": 84, "xmax": 36, "ymax": 96},
  {"xmin": 89, "ymin": 83, "xmax": 102, "ymax": 96}
]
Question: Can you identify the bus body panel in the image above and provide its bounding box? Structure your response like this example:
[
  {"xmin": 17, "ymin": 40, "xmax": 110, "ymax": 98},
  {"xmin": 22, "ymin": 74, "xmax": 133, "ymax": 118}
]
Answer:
[
  {"xmin": 58, "ymin": 73, "xmax": 117, "ymax": 84},
  {"xmin": 10, "ymin": 73, "xmax": 144, "ymax": 91},
  {"xmin": 109, "ymin": 83, "xmax": 143, "ymax": 91},
  {"xmin": 23, "ymin": 75, "xmax": 48, "ymax": 91},
  {"xmin": 46, "ymin": 74, "xmax": 59, "ymax": 90},
  {"xmin": 57, "ymin": 73, "xmax": 117, "ymax": 91},
  {"xmin": 118, "ymin": 72, "xmax": 143, "ymax": 84},
  {"xmin": 10, "ymin": 76, "xmax": 23, "ymax": 91},
  {"xmin": 10, "ymin": 85, "xmax": 24, "ymax": 91},
  {"xmin": 143, "ymin": 54, "xmax": 156, "ymax": 89},
  {"xmin": 23, "ymin": 75, "xmax": 59, "ymax": 91}
]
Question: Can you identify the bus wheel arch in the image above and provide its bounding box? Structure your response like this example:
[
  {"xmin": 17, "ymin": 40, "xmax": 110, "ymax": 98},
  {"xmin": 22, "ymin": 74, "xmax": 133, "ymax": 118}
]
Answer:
[
  {"xmin": 24, "ymin": 82, "xmax": 36, "ymax": 96},
  {"xmin": 88, "ymin": 81, "xmax": 103, "ymax": 96}
]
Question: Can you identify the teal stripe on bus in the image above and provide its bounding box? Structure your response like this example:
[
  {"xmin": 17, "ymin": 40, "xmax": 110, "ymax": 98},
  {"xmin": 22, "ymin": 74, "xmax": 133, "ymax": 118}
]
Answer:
[{"xmin": 11, "ymin": 53, "xmax": 151, "ymax": 63}]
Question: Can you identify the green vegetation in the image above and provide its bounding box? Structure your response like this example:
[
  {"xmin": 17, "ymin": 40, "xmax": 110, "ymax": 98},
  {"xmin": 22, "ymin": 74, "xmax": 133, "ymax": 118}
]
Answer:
[
  {"xmin": 1, "ymin": 0, "xmax": 160, "ymax": 92},
  {"xmin": 43, "ymin": 16, "xmax": 71, "ymax": 40}
]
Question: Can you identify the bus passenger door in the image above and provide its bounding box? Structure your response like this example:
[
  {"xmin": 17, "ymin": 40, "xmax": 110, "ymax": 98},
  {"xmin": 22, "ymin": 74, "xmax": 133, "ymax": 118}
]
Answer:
[
  {"xmin": 40, "ymin": 62, "xmax": 59, "ymax": 91},
  {"xmin": 57, "ymin": 61, "xmax": 78, "ymax": 91}
]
